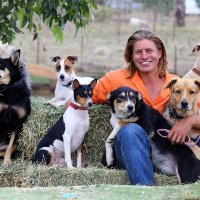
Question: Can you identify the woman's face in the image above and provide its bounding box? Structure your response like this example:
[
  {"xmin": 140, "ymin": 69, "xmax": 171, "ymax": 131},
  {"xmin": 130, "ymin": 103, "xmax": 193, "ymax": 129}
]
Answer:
[{"xmin": 132, "ymin": 39, "xmax": 162, "ymax": 75}]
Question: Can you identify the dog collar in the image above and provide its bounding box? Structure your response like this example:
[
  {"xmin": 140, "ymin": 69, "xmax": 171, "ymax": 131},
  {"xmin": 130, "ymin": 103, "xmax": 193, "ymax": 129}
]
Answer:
[
  {"xmin": 62, "ymin": 80, "xmax": 73, "ymax": 88},
  {"xmin": 169, "ymin": 105, "xmax": 183, "ymax": 122},
  {"xmin": 70, "ymin": 102, "xmax": 88, "ymax": 110}
]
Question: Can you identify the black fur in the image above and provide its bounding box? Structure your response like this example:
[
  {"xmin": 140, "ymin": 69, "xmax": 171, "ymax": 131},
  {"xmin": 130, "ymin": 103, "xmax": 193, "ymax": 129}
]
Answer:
[
  {"xmin": 102, "ymin": 86, "xmax": 200, "ymax": 183},
  {"xmin": 0, "ymin": 49, "xmax": 31, "ymax": 158},
  {"xmin": 33, "ymin": 116, "xmax": 65, "ymax": 164}
]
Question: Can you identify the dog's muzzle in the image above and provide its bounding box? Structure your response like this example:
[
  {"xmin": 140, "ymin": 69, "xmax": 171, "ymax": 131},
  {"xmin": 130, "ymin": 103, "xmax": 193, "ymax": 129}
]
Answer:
[
  {"xmin": 127, "ymin": 105, "xmax": 133, "ymax": 112},
  {"xmin": 180, "ymin": 99, "xmax": 189, "ymax": 110},
  {"xmin": 88, "ymin": 100, "xmax": 93, "ymax": 107},
  {"xmin": 59, "ymin": 74, "xmax": 65, "ymax": 80}
]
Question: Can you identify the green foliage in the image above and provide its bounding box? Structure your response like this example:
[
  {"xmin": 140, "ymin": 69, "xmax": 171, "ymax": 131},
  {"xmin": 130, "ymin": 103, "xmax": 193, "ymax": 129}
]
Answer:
[
  {"xmin": 0, "ymin": 0, "xmax": 98, "ymax": 44},
  {"xmin": 195, "ymin": 0, "xmax": 200, "ymax": 8}
]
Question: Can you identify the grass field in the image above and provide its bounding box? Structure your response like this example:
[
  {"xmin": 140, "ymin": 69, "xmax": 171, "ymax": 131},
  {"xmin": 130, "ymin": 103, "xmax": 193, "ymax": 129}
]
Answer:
[{"xmin": 0, "ymin": 183, "xmax": 200, "ymax": 200}]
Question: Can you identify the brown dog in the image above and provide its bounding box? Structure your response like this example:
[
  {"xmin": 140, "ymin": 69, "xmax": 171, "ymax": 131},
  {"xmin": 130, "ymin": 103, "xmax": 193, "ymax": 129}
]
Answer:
[
  {"xmin": 163, "ymin": 78, "xmax": 200, "ymax": 159},
  {"xmin": 163, "ymin": 78, "xmax": 200, "ymax": 130}
]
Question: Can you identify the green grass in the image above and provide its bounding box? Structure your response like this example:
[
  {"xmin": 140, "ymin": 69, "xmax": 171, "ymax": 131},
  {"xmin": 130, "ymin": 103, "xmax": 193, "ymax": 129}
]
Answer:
[
  {"xmin": 31, "ymin": 75, "xmax": 51, "ymax": 85},
  {"xmin": 0, "ymin": 183, "xmax": 200, "ymax": 200}
]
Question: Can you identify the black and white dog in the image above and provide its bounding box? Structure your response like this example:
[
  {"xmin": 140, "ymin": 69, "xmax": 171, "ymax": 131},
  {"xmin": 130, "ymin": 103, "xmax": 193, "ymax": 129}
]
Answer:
[
  {"xmin": 0, "ymin": 49, "xmax": 31, "ymax": 166},
  {"xmin": 33, "ymin": 79, "xmax": 97, "ymax": 168},
  {"xmin": 103, "ymin": 86, "xmax": 200, "ymax": 184}
]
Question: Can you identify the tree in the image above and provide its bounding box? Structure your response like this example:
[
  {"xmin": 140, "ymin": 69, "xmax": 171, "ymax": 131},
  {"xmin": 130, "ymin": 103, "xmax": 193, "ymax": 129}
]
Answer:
[
  {"xmin": 175, "ymin": 0, "xmax": 185, "ymax": 27},
  {"xmin": 0, "ymin": 0, "xmax": 97, "ymax": 44},
  {"xmin": 142, "ymin": 0, "xmax": 173, "ymax": 31}
]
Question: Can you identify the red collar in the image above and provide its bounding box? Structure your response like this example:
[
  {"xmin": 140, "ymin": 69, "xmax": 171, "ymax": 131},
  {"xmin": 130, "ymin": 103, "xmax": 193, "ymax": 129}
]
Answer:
[{"xmin": 70, "ymin": 102, "xmax": 88, "ymax": 110}]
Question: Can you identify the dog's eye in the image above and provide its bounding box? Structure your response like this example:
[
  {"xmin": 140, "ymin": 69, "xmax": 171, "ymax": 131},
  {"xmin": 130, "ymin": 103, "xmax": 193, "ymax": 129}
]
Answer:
[
  {"xmin": 118, "ymin": 95, "xmax": 125, "ymax": 101},
  {"xmin": 65, "ymin": 65, "xmax": 70, "ymax": 71},
  {"xmin": 129, "ymin": 95, "xmax": 136, "ymax": 101},
  {"xmin": 56, "ymin": 65, "xmax": 61, "ymax": 71},
  {"xmin": 175, "ymin": 90, "xmax": 181, "ymax": 94},
  {"xmin": 190, "ymin": 90, "xmax": 195, "ymax": 94}
]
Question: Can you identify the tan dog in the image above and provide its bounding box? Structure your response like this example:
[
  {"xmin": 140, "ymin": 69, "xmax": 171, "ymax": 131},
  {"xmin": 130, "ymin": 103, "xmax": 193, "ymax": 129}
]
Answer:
[
  {"xmin": 163, "ymin": 78, "xmax": 200, "ymax": 130},
  {"xmin": 163, "ymin": 78, "xmax": 200, "ymax": 159},
  {"xmin": 184, "ymin": 43, "xmax": 200, "ymax": 79}
]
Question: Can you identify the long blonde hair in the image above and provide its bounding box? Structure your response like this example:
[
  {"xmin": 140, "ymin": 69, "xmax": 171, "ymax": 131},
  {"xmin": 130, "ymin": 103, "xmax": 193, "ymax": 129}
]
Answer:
[{"xmin": 124, "ymin": 29, "xmax": 168, "ymax": 78}]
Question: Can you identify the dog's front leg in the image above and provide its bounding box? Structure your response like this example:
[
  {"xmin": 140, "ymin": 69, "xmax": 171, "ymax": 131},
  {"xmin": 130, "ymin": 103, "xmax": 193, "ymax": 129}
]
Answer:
[
  {"xmin": 77, "ymin": 145, "xmax": 82, "ymax": 168},
  {"xmin": 63, "ymin": 133, "xmax": 73, "ymax": 168},
  {"xmin": 106, "ymin": 124, "xmax": 121, "ymax": 166},
  {"xmin": 3, "ymin": 132, "xmax": 16, "ymax": 166}
]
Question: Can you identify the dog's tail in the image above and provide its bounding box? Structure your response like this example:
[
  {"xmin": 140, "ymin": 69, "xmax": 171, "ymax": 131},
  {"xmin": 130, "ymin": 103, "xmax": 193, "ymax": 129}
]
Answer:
[{"xmin": 32, "ymin": 149, "xmax": 51, "ymax": 165}]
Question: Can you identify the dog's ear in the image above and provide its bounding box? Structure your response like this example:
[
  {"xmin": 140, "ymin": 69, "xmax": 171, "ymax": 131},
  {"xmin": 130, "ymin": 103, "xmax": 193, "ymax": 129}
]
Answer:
[
  {"xmin": 89, "ymin": 79, "xmax": 97, "ymax": 90},
  {"xmin": 191, "ymin": 43, "xmax": 200, "ymax": 53},
  {"xmin": 50, "ymin": 56, "xmax": 61, "ymax": 65},
  {"xmin": 106, "ymin": 93, "xmax": 111, "ymax": 104},
  {"xmin": 67, "ymin": 56, "xmax": 78, "ymax": 64},
  {"xmin": 194, "ymin": 80, "xmax": 200, "ymax": 91},
  {"xmin": 165, "ymin": 78, "xmax": 178, "ymax": 90},
  {"xmin": 137, "ymin": 91, "xmax": 143, "ymax": 101},
  {"xmin": 72, "ymin": 79, "xmax": 80, "ymax": 90},
  {"xmin": 11, "ymin": 49, "xmax": 20, "ymax": 66}
]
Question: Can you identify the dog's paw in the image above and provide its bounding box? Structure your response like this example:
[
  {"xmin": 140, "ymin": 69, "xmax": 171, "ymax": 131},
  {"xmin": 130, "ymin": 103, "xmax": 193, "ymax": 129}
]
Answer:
[
  {"xmin": 67, "ymin": 165, "xmax": 74, "ymax": 169},
  {"xmin": 106, "ymin": 155, "xmax": 114, "ymax": 166},
  {"xmin": 3, "ymin": 158, "xmax": 12, "ymax": 167}
]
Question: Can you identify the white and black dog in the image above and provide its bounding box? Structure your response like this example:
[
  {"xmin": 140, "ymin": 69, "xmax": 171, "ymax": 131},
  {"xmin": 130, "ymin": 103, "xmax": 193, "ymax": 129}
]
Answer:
[
  {"xmin": 0, "ymin": 49, "xmax": 31, "ymax": 166},
  {"xmin": 46, "ymin": 56, "xmax": 94, "ymax": 107},
  {"xmin": 103, "ymin": 86, "xmax": 200, "ymax": 184},
  {"xmin": 33, "ymin": 78, "xmax": 97, "ymax": 168}
]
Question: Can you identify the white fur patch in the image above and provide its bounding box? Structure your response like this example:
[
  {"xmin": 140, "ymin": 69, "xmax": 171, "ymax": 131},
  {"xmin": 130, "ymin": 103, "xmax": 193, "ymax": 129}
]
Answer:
[{"xmin": 151, "ymin": 142, "xmax": 177, "ymax": 175}]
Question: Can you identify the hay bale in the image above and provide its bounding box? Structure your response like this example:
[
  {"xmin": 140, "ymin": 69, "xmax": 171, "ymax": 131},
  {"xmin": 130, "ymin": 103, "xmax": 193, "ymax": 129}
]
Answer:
[
  {"xmin": 0, "ymin": 160, "xmax": 129, "ymax": 187},
  {"xmin": 0, "ymin": 97, "xmax": 178, "ymax": 187},
  {"xmin": 17, "ymin": 97, "xmax": 64, "ymax": 160},
  {"xmin": 0, "ymin": 160, "xmax": 178, "ymax": 187},
  {"xmin": 18, "ymin": 97, "xmax": 111, "ymax": 164}
]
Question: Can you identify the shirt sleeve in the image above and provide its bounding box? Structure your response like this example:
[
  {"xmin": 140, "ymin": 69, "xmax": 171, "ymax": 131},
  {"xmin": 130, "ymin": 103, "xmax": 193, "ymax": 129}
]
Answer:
[{"xmin": 92, "ymin": 71, "xmax": 114, "ymax": 104}]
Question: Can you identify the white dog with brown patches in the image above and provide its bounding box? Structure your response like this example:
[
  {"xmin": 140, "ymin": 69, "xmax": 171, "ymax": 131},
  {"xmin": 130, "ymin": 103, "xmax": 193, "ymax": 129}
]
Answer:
[{"xmin": 46, "ymin": 56, "xmax": 94, "ymax": 107}]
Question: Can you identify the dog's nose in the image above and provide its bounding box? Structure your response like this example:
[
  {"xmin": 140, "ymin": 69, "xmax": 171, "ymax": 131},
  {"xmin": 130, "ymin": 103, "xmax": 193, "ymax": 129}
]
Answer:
[
  {"xmin": 127, "ymin": 105, "xmax": 133, "ymax": 111},
  {"xmin": 181, "ymin": 100, "xmax": 188, "ymax": 109},
  {"xmin": 88, "ymin": 101, "xmax": 93, "ymax": 107},
  {"xmin": 60, "ymin": 74, "xmax": 64, "ymax": 80}
]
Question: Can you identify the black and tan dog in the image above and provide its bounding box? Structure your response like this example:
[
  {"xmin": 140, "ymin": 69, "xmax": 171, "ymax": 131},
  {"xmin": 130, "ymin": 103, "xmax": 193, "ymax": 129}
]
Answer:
[
  {"xmin": 103, "ymin": 86, "xmax": 200, "ymax": 184},
  {"xmin": 0, "ymin": 49, "xmax": 31, "ymax": 166}
]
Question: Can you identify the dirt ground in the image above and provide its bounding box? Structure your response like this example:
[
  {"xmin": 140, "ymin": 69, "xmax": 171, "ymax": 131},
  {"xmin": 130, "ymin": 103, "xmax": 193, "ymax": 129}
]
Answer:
[{"xmin": 27, "ymin": 64, "xmax": 56, "ymax": 79}]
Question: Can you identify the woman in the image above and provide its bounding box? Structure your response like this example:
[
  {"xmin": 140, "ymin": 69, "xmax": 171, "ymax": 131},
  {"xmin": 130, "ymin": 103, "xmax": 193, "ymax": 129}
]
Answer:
[{"xmin": 92, "ymin": 29, "xmax": 200, "ymax": 185}]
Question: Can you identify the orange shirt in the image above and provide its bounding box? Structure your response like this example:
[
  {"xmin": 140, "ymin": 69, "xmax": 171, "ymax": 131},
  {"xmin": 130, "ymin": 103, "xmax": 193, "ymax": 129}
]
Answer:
[{"xmin": 92, "ymin": 68, "xmax": 178, "ymax": 114}]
